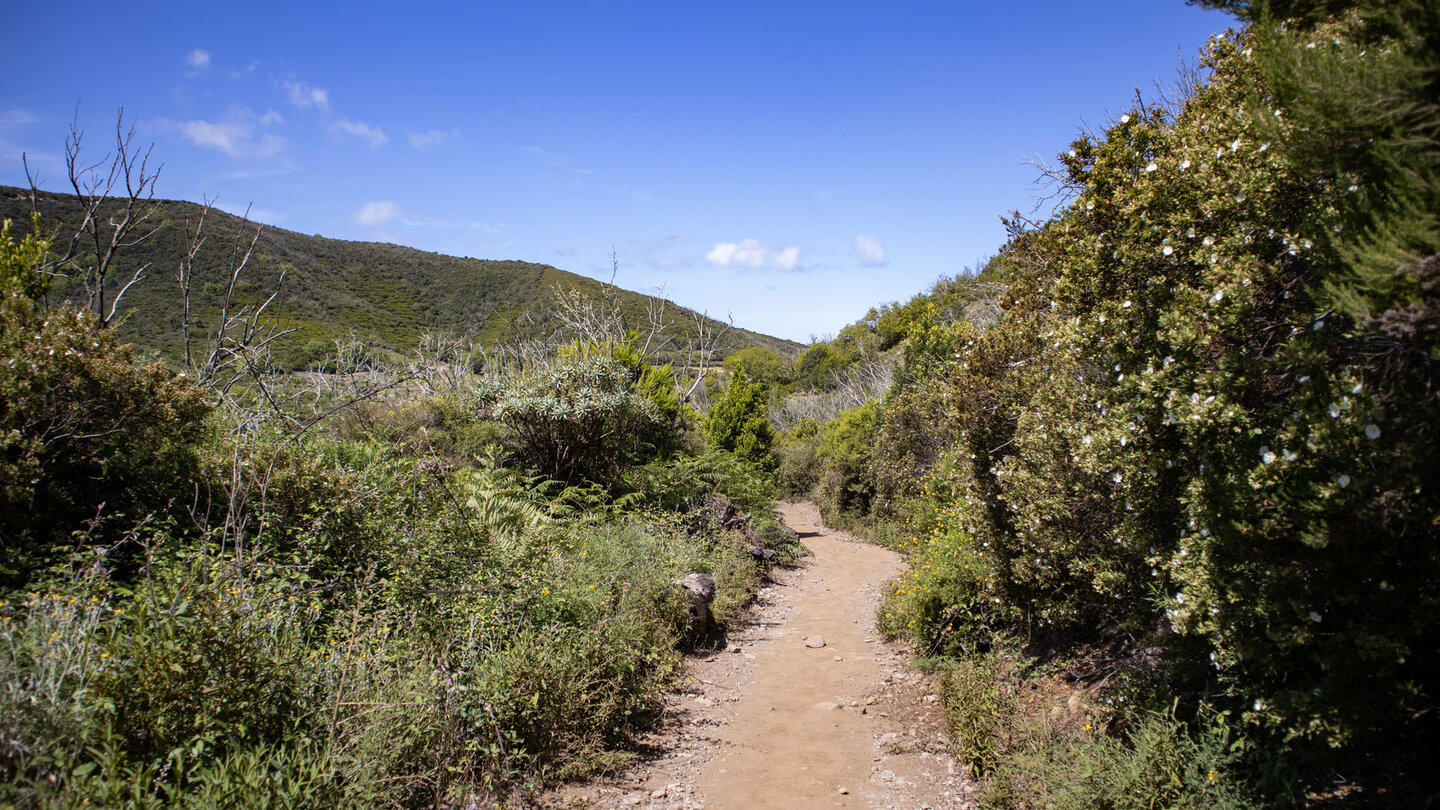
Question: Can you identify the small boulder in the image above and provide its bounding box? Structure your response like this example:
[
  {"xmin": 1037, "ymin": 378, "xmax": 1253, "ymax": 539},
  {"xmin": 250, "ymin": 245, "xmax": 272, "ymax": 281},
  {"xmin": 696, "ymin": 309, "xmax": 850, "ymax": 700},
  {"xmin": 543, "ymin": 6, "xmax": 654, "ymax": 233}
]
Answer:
[{"xmin": 673, "ymin": 573, "xmax": 717, "ymax": 637}]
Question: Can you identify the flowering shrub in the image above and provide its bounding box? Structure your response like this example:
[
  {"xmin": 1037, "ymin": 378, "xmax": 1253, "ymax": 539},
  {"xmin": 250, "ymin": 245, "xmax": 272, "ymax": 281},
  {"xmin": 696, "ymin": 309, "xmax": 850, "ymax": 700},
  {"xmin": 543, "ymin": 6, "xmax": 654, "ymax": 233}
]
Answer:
[{"xmin": 877, "ymin": 4, "xmax": 1440, "ymax": 800}]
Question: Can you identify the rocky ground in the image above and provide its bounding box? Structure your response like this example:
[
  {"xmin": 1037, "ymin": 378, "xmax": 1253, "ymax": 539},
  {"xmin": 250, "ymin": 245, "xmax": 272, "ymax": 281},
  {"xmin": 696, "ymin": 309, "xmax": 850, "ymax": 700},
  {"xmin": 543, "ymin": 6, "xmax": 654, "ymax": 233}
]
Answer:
[{"xmin": 535, "ymin": 501, "xmax": 977, "ymax": 810}]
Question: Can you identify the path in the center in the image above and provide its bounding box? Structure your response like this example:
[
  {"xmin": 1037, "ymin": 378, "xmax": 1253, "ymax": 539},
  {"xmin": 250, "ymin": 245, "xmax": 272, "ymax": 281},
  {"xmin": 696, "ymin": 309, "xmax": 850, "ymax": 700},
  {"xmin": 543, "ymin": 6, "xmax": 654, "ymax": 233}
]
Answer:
[
  {"xmin": 698, "ymin": 501, "xmax": 910, "ymax": 807},
  {"xmin": 539, "ymin": 501, "xmax": 974, "ymax": 809}
]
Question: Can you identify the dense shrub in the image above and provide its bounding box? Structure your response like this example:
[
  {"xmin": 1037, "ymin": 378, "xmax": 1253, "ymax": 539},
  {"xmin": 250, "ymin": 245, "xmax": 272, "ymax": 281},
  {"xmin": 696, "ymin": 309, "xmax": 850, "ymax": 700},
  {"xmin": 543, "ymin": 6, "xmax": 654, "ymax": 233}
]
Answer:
[
  {"xmin": 0, "ymin": 292, "xmax": 211, "ymax": 586},
  {"xmin": 705, "ymin": 370, "xmax": 774, "ymax": 467},
  {"xmin": 474, "ymin": 349, "xmax": 668, "ymax": 485},
  {"xmin": 871, "ymin": 2, "xmax": 1440, "ymax": 802}
]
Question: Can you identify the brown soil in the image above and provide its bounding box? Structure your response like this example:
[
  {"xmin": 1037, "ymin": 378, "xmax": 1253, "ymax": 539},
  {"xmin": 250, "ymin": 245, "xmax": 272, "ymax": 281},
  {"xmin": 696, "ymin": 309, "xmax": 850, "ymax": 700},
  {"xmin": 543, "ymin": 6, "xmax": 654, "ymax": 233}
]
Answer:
[{"xmin": 537, "ymin": 501, "xmax": 977, "ymax": 809}]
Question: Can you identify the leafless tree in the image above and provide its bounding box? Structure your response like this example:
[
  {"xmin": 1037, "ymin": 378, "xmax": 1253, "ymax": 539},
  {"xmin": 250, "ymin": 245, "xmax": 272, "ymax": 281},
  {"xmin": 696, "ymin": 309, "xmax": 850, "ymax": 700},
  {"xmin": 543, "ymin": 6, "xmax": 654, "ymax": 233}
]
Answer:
[{"xmin": 24, "ymin": 107, "xmax": 163, "ymax": 327}]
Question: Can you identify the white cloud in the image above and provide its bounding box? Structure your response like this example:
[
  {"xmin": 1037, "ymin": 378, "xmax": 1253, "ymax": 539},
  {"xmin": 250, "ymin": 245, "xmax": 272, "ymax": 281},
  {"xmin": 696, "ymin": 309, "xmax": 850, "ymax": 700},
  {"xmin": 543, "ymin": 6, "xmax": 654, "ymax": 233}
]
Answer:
[
  {"xmin": 178, "ymin": 107, "xmax": 286, "ymax": 159},
  {"xmin": 853, "ymin": 235, "xmax": 888, "ymax": 267},
  {"xmin": 333, "ymin": 119, "xmax": 387, "ymax": 147},
  {"xmin": 0, "ymin": 109, "xmax": 36, "ymax": 130},
  {"xmin": 282, "ymin": 80, "xmax": 329, "ymax": 110},
  {"xmin": 705, "ymin": 238, "xmax": 802, "ymax": 271},
  {"xmin": 407, "ymin": 128, "xmax": 459, "ymax": 149},
  {"xmin": 352, "ymin": 200, "xmax": 402, "ymax": 227},
  {"xmin": 186, "ymin": 49, "xmax": 211, "ymax": 71}
]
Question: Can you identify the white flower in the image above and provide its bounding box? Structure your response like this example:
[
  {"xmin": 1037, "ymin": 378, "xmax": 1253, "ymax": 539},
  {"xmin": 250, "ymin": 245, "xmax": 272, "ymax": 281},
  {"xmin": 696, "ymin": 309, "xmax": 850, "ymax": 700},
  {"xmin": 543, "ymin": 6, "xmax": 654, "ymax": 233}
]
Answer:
[
  {"xmin": 1231, "ymin": 138, "xmax": 1243, "ymax": 151},
  {"xmin": 1122, "ymin": 300, "xmax": 1133, "ymax": 308},
  {"xmin": 1120, "ymin": 114, "xmax": 1131, "ymax": 124},
  {"xmin": 1235, "ymin": 192, "xmax": 1248, "ymax": 203},
  {"xmin": 1260, "ymin": 446, "xmax": 1276, "ymax": 464},
  {"xmin": 1338, "ymin": 474, "xmax": 1351, "ymax": 488},
  {"xmin": 1145, "ymin": 161, "xmax": 1158, "ymax": 173},
  {"xmin": 1203, "ymin": 235, "xmax": 1215, "ymax": 246},
  {"xmin": 1329, "ymin": 404, "xmax": 1341, "ymax": 418},
  {"xmin": 1365, "ymin": 423, "xmax": 1381, "ymax": 439},
  {"xmin": 1179, "ymin": 159, "xmax": 1191, "ymax": 170},
  {"xmin": 1313, "ymin": 319, "xmax": 1324, "ymax": 330},
  {"xmin": 1068, "ymin": 149, "xmax": 1077, "ymax": 158},
  {"xmin": 1258, "ymin": 142, "xmax": 1270, "ymax": 152},
  {"xmin": 1162, "ymin": 245, "xmax": 1174, "ymax": 256},
  {"xmin": 1113, "ymin": 472, "xmax": 1122, "ymax": 483},
  {"xmin": 1309, "ymin": 611, "xmax": 1323, "ymax": 623}
]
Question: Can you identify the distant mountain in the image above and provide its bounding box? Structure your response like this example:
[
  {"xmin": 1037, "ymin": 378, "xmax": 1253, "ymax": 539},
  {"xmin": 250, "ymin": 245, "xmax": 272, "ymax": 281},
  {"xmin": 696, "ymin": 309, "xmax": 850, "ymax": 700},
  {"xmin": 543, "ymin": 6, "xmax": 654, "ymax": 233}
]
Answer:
[{"xmin": 1, "ymin": 186, "xmax": 800, "ymax": 370}]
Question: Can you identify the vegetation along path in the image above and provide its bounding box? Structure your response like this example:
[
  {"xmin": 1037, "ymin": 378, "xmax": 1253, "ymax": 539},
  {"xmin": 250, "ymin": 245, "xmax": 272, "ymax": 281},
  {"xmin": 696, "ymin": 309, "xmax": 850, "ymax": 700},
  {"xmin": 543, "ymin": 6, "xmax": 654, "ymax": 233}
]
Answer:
[{"xmin": 542, "ymin": 501, "xmax": 973, "ymax": 809}]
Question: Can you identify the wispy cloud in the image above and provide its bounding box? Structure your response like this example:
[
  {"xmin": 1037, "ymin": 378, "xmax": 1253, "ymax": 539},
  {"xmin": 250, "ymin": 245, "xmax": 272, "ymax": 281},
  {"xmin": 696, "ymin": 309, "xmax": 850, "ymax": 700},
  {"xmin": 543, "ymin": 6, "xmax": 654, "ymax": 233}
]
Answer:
[
  {"xmin": 333, "ymin": 119, "xmax": 387, "ymax": 148},
  {"xmin": 705, "ymin": 238, "xmax": 801, "ymax": 271},
  {"xmin": 399, "ymin": 215, "xmax": 501, "ymax": 234},
  {"xmin": 521, "ymin": 145, "xmax": 570, "ymax": 168},
  {"xmin": 0, "ymin": 109, "xmax": 37, "ymax": 130},
  {"xmin": 0, "ymin": 109, "xmax": 53, "ymax": 172},
  {"xmin": 178, "ymin": 107, "xmax": 286, "ymax": 159},
  {"xmin": 281, "ymin": 79, "xmax": 329, "ymax": 110},
  {"xmin": 407, "ymin": 128, "xmax": 459, "ymax": 149},
  {"xmin": 185, "ymin": 49, "xmax": 211, "ymax": 74},
  {"xmin": 853, "ymin": 235, "xmax": 888, "ymax": 267},
  {"xmin": 352, "ymin": 200, "xmax": 402, "ymax": 227},
  {"xmin": 626, "ymin": 234, "xmax": 693, "ymax": 272}
]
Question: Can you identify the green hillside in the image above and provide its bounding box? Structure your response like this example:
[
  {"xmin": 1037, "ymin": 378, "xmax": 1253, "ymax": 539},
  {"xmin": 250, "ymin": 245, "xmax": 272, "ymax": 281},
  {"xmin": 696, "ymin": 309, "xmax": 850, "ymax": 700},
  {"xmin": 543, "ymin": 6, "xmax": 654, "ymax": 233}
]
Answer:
[{"xmin": 0, "ymin": 186, "xmax": 799, "ymax": 369}]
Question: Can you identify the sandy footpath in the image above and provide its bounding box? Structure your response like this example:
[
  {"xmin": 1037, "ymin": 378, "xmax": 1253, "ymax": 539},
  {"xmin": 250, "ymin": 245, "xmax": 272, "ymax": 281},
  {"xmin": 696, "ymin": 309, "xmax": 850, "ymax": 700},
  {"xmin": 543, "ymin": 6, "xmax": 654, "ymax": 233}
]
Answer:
[{"xmin": 537, "ymin": 501, "xmax": 976, "ymax": 809}]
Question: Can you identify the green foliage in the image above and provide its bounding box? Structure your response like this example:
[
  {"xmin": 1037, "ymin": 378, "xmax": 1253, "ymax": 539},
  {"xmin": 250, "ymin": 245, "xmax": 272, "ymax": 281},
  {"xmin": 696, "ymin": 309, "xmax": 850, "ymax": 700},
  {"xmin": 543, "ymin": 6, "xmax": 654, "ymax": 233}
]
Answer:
[
  {"xmin": 810, "ymin": 401, "xmax": 881, "ymax": 524},
  {"xmin": 623, "ymin": 449, "xmax": 777, "ymax": 517},
  {"xmin": 866, "ymin": 3, "xmax": 1440, "ymax": 803},
  {"xmin": 792, "ymin": 342, "xmax": 851, "ymax": 390},
  {"xmin": 937, "ymin": 651, "xmax": 1016, "ymax": 778},
  {"xmin": 0, "ymin": 214, "xmax": 51, "ymax": 300},
  {"xmin": 705, "ymin": 371, "xmax": 774, "ymax": 467},
  {"xmin": 985, "ymin": 706, "xmax": 1254, "ymax": 810},
  {"xmin": 475, "ymin": 351, "xmax": 667, "ymax": 485},
  {"xmin": 0, "ymin": 292, "xmax": 210, "ymax": 585},
  {"xmin": 721, "ymin": 346, "xmax": 791, "ymax": 386}
]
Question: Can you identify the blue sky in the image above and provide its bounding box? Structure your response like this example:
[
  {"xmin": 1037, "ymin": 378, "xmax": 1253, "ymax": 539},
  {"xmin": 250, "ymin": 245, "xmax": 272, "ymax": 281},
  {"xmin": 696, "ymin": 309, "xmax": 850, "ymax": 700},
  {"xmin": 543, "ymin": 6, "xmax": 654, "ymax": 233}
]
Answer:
[{"xmin": 1, "ymin": 1, "xmax": 1234, "ymax": 343}]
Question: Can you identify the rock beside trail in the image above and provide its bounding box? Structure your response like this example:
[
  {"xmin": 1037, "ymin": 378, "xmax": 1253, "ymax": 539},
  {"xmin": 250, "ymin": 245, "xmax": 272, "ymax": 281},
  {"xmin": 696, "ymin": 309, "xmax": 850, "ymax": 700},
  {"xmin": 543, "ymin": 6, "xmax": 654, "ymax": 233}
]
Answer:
[
  {"xmin": 674, "ymin": 573, "xmax": 717, "ymax": 638},
  {"xmin": 804, "ymin": 635, "xmax": 827, "ymax": 648}
]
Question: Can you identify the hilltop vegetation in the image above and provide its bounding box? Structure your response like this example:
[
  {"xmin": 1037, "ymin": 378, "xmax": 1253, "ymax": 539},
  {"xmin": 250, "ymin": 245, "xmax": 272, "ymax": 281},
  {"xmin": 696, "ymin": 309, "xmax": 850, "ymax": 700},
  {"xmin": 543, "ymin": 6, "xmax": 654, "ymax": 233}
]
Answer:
[{"xmin": 0, "ymin": 186, "xmax": 798, "ymax": 371}]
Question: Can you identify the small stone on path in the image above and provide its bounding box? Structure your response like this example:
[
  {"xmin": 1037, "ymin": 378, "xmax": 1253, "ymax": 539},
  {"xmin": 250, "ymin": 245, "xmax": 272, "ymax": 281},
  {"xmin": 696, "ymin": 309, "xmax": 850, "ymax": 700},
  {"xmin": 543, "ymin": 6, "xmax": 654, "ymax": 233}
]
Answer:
[{"xmin": 804, "ymin": 635, "xmax": 826, "ymax": 648}]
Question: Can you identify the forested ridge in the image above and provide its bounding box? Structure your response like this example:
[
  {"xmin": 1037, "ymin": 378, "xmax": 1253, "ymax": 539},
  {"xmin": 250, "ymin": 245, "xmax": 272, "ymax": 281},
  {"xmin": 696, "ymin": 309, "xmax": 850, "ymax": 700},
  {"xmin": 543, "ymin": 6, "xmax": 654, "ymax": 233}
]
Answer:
[
  {"xmin": 2, "ymin": 0, "xmax": 1436, "ymax": 806},
  {"xmin": 0, "ymin": 186, "xmax": 798, "ymax": 371}
]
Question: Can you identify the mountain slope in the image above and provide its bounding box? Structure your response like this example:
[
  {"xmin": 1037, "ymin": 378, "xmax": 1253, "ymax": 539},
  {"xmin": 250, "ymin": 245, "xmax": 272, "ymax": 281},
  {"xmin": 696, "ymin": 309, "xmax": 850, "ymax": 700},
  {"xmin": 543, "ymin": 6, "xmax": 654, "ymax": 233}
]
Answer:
[{"xmin": 1, "ymin": 186, "xmax": 799, "ymax": 369}]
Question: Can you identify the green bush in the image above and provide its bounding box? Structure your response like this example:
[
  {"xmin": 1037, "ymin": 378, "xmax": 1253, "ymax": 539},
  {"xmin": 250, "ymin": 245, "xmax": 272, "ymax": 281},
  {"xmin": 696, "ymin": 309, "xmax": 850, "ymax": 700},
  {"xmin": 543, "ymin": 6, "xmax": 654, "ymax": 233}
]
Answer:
[
  {"xmin": 810, "ymin": 401, "xmax": 881, "ymax": 525},
  {"xmin": 0, "ymin": 292, "xmax": 211, "ymax": 586},
  {"xmin": 705, "ymin": 370, "xmax": 774, "ymax": 468},
  {"xmin": 474, "ymin": 349, "xmax": 668, "ymax": 485},
  {"xmin": 867, "ymin": 3, "xmax": 1440, "ymax": 802}
]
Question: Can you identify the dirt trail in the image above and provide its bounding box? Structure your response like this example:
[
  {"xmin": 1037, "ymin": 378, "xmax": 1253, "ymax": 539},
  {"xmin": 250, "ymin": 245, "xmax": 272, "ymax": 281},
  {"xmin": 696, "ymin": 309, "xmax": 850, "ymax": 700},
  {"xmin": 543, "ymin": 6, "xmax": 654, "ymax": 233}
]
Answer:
[{"xmin": 540, "ymin": 502, "xmax": 975, "ymax": 809}]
